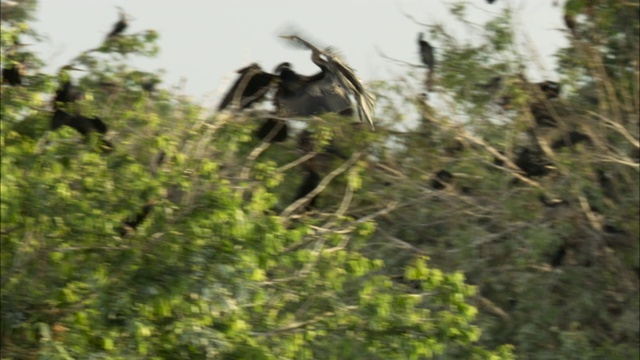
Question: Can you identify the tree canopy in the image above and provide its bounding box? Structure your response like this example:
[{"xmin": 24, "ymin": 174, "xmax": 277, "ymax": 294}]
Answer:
[{"xmin": 1, "ymin": 1, "xmax": 638, "ymax": 359}]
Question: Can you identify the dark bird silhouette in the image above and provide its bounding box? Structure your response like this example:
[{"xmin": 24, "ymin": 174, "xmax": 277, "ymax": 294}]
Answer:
[
  {"xmin": 2, "ymin": 63, "xmax": 24, "ymax": 85},
  {"xmin": 550, "ymin": 244, "xmax": 567, "ymax": 267},
  {"xmin": 279, "ymin": 35, "xmax": 376, "ymax": 130},
  {"xmin": 292, "ymin": 170, "xmax": 321, "ymax": 211},
  {"xmin": 219, "ymin": 34, "xmax": 376, "ymax": 144},
  {"xmin": 51, "ymin": 109, "xmax": 113, "ymax": 151},
  {"xmin": 255, "ymin": 118, "xmax": 288, "ymax": 143},
  {"xmin": 218, "ymin": 63, "xmax": 287, "ymax": 142},
  {"xmin": 536, "ymin": 81, "xmax": 561, "ymax": 99},
  {"xmin": 479, "ymin": 76, "xmax": 503, "ymax": 93},
  {"xmin": 217, "ymin": 63, "xmax": 277, "ymax": 111},
  {"xmin": 418, "ymin": 33, "xmax": 435, "ymax": 91},
  {"xmin": 107, "ymin": 8, "xmax": 128, "ymax": 38},
  {"xmin": 118, "ymin": 201, "xmax": 155, "ymax": 236},
  {"xmin": 430, "ymin": 169, "xmax": 453, "ymax": 190},
  {"xmin": 51, "ymin": 109, "xmax": 107, "ymax": 134},
  {"xmin": 515, "ymin": 147, "xmax": 553, "ymax": 178},
  {"xmin": 529, "ymin": 102, "xmax": 558, "ymax": 127},
  {"xmin": 551, "ymin": 131, "xmax": 591, "ymax": 150},
  {"xmin": 53, "ymin": 65, "xmax": 84, "ymax": 109},
  {"xmin": 564, "ymin": 14, "xmax": 576, "ymax": 36},
  {"xmin": 417, "ymin": 33, "xmax": 435, "ymax": 72},
  {"xmin": 2, "ymin": 40, "xmax": 29, "ymax": 86},
  {"xmin": 486, "ymin": 0, "xmax": 497, "ymax": 3}
]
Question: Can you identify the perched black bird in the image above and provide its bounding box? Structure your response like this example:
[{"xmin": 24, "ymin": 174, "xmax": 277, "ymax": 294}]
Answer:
[
  {"xmin": 564, "ymin": 14, "xmax": 576, "ymax": 36},
  {"xmin": 430, "ymin": 169, "xmax": 453, "ymax": 190},
  {"xmin": 2, "ymin": 63, "xmax": 24, "ymax": 86},
  {"xmin": 550, "ymin": 244, "xmax": 567, "ymax": 267},
  {"xmin": 486, "ymin": 0, "xmax": 497, "ymax": 4},
  {"xmin": 107, "ymin": 8, "xmax": 128, "ymax": 38},
  {"xmin": 418, "ymin": 33, "xmax": 436, "ymax": 92},
  {"xmin": 2, "ymin": 40, "xmax": 29, "ymax": 86},
  {"xmin": 417, "ymin": 33, "xmax": 435, "ymax": 72},
  {"xmin": 219, "ymin": 34, "xmax": 376, "ymax": 141},
  {"xmin": 515, "ymin": 147, "xmax": 553, "ymax": 177},
  {"xmin": 536, "ymin": 81, "xmax": 561, "ymax": 99},
  {"xmin": 51, "ymin": 109, "xmax": 113, "ymax": 151},
  {"xmin": 53, "ymin": 65, "xmax": 84, "ymax": 109},
  {"xmin": 529, "ymin": 102, "xmax": 558, "ymax": 127},
  {"xmin": 551, "ymin": 131, "xmax": 591, "ymax": 150},
  {"xmin": 51, "ymin": 110, "xmax": 107, "ymax": 135},
  {"xmin": 279, "ymin": 35, "xmax": 376, "ymax": 130}
]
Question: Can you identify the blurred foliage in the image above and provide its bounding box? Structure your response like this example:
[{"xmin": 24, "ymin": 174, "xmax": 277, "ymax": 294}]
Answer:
[
  {"xmin": 0, "ymin": 1, "xmax": 519, "ymax": 360},
  {"xmin": 2, "ymin": 0, "xmax": 638, "ymax": 359}
]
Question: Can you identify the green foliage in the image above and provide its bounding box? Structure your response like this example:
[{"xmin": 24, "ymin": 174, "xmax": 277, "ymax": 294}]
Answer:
[
  {"xmin": 3, "ymin": 1, "xmax": 637, "ymax": 359},
  {"xmin": 1, "ymin": 2, "xmax": 514, "ymax": 360}
]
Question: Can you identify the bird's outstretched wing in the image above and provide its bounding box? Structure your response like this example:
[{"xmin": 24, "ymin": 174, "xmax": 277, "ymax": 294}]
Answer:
[
  {"xmin": 322, "ymin": 48, "xmax": 376, "ymax": 130},
  {"xmin": 218, "ymin": 63, "xmax": 277, "ymax": 111},
  {"xmin": 279, "ymin": 35, "xmax": 376, "ymax": 130}
]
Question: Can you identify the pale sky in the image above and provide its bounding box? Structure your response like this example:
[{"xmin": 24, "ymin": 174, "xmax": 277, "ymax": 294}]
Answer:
[{"xmin": 32, "ymin": 0, "xmax": 568, "ymax": 106}]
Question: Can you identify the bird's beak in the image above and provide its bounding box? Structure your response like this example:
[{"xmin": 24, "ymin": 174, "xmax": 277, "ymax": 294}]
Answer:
[
  {"xmin": 66, "ymin": 66, "xmax": 85, "ymax": 72},
  {"xmin": 279, "ymin": 35, "xmax": 293, "ymax": 40}
]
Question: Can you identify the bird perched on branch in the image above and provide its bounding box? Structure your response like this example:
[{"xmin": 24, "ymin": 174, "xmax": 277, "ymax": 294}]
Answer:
[
  {"xmin": 51, "ymin": 109, "xmax": 113, "ymax": 152},
  {"xmin": 418, "ymin": 33, "xmax": 435, "ymax": 72},
  {"xmin": 53, "ymin": 65, "xmax": 84, "ymax": 109},
  {"xmin": 218, "ymin": 35, "xmax": 376, "ymax": 131},
  {"xmin": 2, "ymin": 61, "xmax": 25, "ymax": 86},
  {"xmin": 278, "ymin": 35, "xmax": 376, "ymax": 130},
  {"xmin": 106, "ymin": 7, "xmax": 128, "ymax": 39},
  {"xmin": 2, "ymin": 39, "xmax": 29, "ymax": 86},
  {"xmin": 418, "ymin": 33, "xmax": 436, "ymax": 92}
]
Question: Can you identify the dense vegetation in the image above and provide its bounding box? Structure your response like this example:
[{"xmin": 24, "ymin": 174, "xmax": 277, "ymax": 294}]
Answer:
[{"xmin": 1, "ymin": 0, "xmax": 637, "ymax": 359}]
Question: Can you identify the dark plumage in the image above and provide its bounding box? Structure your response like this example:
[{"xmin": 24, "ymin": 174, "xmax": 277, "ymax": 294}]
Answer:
[
  {"xmin": 551, "ymin": 131, "xmax": 591, "ymax": 150},
  {"xmin": 273, "ymin": 61, "xmax": 351, "ymax": 120},
  {"xmin": 107, "ymin": 9, "xmax": 128, "ymax": 38},
  {"xmin": 118, "ymin": 201, "xmax": 155, "ymax": 236},
  {"xmin": 218, "ymin": 63, "xmax": 276, "ymax": 111},
  {"xmin": 550, "ymin": 244, "xmax": 567, "ymax": 267},
  {"xmin": 51, "ymin": 110, "xmax": 107, "ymax": 135},
  {"xmin": 515, "ymin": 147, "xmax": 553, "ymax": 178},
  {"xmin": 51, "ymin": 109, "xmax": 113, "ymax": 151},
  {"xmin": 430, "ymin": 169, "xmax": 453, "ymax": 190},
  {"xmin": 255, "ymin": 118, "xmax": 288, "ymax": 143},
  {"xmin": 417, "ymin": 33, "xmax": 435, "ymax": 72},
  {"xmin": 53, "ymin": 65, "xmax": 84, "ymax": 109},
  {"xmin": 529, "ymin": 102, "xmax": 558, "ymax": 127},
  {"xmin": 2, "ymin": 64, "xmax": 23, "ymax": 86},
  {"xmin": 219, "ymin": 34, "xmax": 376, "ymax": 140},
  {"xmin": 536, "ymin": 81, "xmax": 561, "ymax": 99},
  {"xmin": 279, "ymin": 35, "xmax": 376, "ymax": 130},
  {"xmin": 564, "ymin": 14, "xmax": 576, "ymax": 36},
  {"xmin": 293, "ymin": 170, "xmax": 321, "ymax": 211}
]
